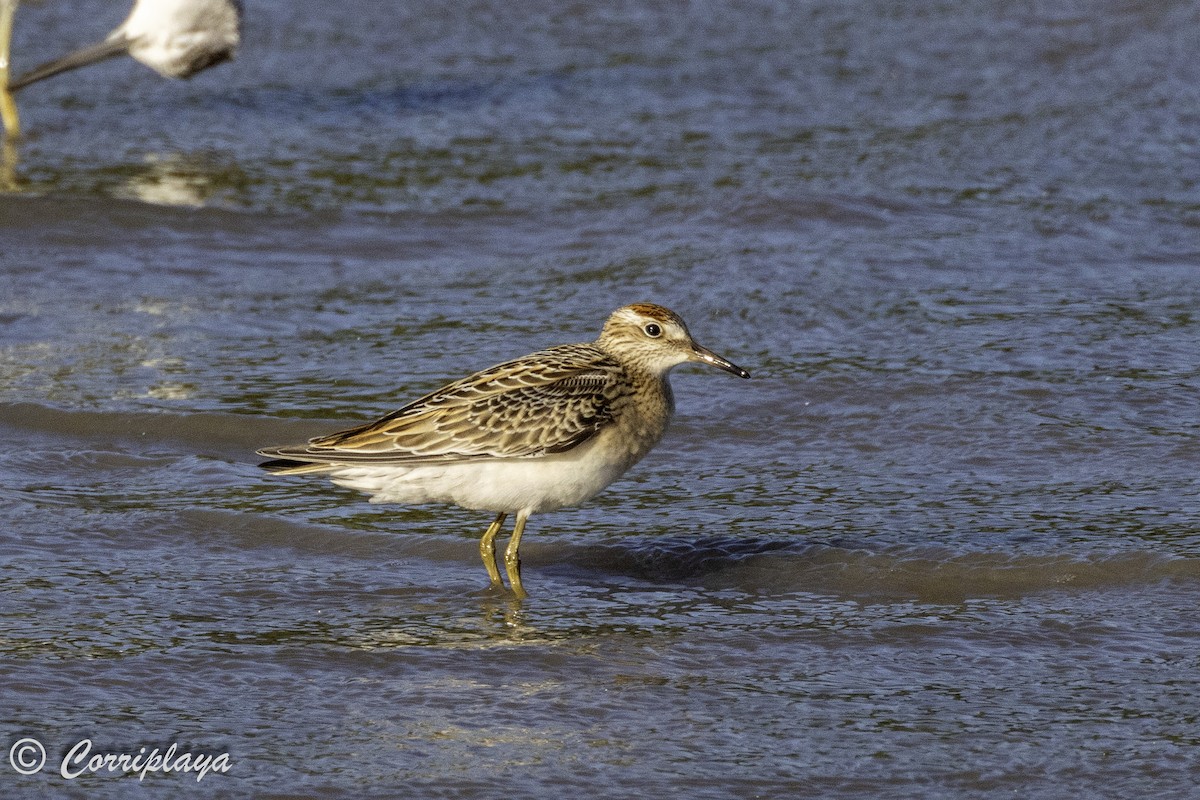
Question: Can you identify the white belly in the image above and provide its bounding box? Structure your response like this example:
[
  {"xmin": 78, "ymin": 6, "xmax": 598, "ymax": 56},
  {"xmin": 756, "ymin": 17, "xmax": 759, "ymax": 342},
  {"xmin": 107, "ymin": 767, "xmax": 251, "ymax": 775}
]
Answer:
[{"xmin": 326, "ymin": 418, "xmax": 665, "ymax": 514}]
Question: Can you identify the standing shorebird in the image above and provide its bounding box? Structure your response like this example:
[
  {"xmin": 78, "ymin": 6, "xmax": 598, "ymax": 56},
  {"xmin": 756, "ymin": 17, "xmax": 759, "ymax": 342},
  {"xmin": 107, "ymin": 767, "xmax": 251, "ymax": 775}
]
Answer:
[
  {"xmin": 257, "ymin": 303, "xmax": 751, "ymax": 597},
  {"xmin": 7, "ymin": 0, "xmax": 241, "ymax": 92}
]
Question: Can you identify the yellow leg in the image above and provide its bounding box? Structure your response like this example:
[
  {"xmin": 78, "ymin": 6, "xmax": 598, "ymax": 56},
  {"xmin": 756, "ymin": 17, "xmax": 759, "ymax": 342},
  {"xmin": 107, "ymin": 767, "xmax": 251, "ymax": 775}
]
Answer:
[
  {"xmin": 0, "ymin": 91, "xmax": 17, "ymax": 138},
  {"xmin": 478, "ymin": 512, "xmax": 506, "ymax": 588},
  {"xmin": 0, "ymin": 0, "xmax": 19, "ymax": 138},
  {"xmin": 503, "ymin": 510, "xmax": 530, "ymax": 599}
]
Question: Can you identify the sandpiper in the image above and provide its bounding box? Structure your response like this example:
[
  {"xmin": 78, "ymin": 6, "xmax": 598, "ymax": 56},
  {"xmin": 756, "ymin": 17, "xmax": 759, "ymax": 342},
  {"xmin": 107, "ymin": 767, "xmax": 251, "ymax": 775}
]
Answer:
[
  {"xmin": 7, "ymin": 0, "xmax": 240, "ymax": 92},
  {"xmin": 257, "ymin": 303, "xmax": 750, "ymax": 597}
]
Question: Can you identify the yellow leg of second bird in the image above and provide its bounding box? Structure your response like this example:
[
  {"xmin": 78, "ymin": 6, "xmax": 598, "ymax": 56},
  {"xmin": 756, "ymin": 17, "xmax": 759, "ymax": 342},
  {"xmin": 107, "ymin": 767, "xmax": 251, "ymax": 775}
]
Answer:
[
  {"xmin": 0, "ymin": 92, "xmax": 17, "ymax": 138},
  {"xmin": 0, "ymin": 0, "xmax": 18, "ymax": 138}
]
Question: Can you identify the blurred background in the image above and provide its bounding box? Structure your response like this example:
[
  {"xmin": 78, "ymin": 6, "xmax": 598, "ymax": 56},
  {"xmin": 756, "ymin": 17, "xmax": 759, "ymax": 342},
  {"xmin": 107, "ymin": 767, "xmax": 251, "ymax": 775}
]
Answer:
[{"xmin": 2, "ymin": 1, "xmax": 1199, "ymax": 797}]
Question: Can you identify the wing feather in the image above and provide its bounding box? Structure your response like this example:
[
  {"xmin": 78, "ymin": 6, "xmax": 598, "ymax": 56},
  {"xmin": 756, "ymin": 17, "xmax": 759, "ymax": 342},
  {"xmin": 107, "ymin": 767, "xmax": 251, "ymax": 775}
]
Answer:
[{"xmin": 256, "ymin": 343, "xmax": 632, "ymax": 465}]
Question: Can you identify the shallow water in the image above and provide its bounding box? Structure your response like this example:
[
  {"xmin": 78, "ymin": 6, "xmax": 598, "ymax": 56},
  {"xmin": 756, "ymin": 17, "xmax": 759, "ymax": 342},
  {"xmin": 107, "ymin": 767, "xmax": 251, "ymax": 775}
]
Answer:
[{"xmin": 3, "ymin": 0, "xmax": 1200, "ymax": 797}]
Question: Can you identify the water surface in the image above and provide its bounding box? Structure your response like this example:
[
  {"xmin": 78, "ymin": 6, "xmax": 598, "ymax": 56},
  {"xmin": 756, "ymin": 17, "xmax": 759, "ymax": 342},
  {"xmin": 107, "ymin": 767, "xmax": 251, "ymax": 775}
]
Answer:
[{"xmin": 2, "ymin": 1, "xmax": 1200, "ymax": 797}]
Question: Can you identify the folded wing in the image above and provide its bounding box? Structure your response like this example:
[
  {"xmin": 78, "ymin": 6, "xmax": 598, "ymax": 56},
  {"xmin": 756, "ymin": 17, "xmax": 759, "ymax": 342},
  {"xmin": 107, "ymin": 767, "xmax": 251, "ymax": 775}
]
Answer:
[{"xmin": 258, "ymin": 344, "xmax": 631, "ymax": 468}]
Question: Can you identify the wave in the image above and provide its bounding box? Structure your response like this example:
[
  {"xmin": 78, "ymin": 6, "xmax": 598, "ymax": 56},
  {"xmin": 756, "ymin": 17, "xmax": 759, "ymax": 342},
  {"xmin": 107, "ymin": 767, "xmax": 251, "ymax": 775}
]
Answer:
[
  {"xmin": 560, "ymin": 535, "xmax": 1200, "ymax": 600},
  {"xmin": 0, "ymin": 401, "xmax": 330, "ymax": 460},
  {"xmin": 3, "ymin": 402, "xmax": 1197, "ymax": 603}
]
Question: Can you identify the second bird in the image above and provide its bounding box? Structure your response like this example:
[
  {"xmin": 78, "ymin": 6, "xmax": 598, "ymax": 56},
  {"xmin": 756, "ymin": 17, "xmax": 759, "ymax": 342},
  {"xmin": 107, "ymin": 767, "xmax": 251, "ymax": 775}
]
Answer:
[{"xmin": 8, "ymin": 0, "xmax": 241, "ymax": 92}]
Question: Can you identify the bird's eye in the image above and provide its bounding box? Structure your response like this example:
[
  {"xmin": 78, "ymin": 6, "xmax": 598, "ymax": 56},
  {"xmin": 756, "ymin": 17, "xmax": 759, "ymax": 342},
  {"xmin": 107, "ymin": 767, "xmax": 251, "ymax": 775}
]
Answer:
[{"xmin": 644, "ymin": 323, "xmax": 662, "ymax": 338}]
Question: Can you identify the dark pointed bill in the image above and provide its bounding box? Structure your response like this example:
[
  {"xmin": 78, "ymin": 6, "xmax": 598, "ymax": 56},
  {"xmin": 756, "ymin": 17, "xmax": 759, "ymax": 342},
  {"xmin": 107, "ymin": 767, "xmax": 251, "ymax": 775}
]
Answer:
[
  {"xmin": 8, "ymin": 36, "xmax": 131, "ymax": 92},
  {"xmin": 691, "ymin": 343, "xmax": 751, "ymax": 379}
]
